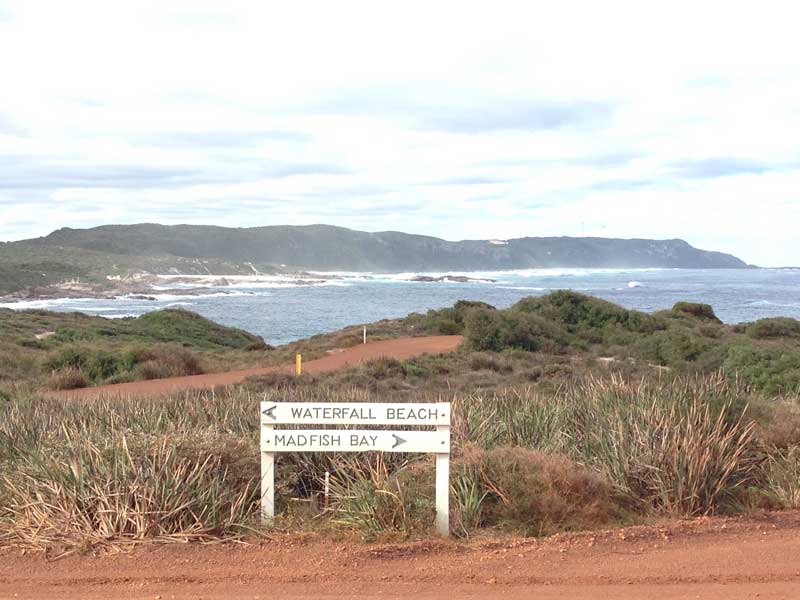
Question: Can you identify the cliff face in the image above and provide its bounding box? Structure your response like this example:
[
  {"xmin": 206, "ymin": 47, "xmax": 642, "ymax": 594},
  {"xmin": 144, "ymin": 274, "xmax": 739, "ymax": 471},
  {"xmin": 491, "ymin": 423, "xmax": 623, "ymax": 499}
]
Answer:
[{"xmin": 36, "ymin": 224, "xmax": 749, "ymax": 271}]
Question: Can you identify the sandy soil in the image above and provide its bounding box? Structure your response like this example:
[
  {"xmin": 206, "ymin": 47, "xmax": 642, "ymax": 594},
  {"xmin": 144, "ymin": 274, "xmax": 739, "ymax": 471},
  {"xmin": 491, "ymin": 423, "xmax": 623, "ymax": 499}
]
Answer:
[
  {"xmin": 52, "ymin": 335, "xmax": 464, "ymax": 400},
  {"xmin": 2, "ymin": 511, "xmax": 799, "ymax": 599}
]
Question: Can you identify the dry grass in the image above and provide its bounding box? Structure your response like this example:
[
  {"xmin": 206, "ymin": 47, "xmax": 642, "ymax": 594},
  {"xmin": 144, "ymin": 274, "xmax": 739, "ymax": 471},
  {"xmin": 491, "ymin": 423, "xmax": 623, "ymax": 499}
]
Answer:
[{"xmin": 0, "ymin": 369, "xmax": 783, "ymax": 550}]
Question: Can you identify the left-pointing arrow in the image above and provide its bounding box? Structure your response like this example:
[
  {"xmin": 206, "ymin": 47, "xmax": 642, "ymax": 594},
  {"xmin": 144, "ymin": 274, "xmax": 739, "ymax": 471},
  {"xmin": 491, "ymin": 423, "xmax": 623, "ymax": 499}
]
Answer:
[{"xmin": 262, "ymin": 406, "xmax": 276, "ymax": 420}]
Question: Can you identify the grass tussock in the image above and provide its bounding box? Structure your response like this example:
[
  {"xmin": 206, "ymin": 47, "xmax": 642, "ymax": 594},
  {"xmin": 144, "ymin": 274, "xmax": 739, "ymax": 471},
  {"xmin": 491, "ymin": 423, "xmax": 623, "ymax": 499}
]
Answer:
[{"xmin": 0, "ymin": 368, "xmax": 782, "ymax": 550}]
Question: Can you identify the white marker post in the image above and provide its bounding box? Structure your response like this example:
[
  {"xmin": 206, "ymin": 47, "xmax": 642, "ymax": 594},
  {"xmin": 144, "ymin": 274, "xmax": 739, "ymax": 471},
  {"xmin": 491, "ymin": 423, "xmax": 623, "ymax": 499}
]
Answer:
[{"xmin": 260, "ymin": 401, "xmax": 451, "ymax": 536}]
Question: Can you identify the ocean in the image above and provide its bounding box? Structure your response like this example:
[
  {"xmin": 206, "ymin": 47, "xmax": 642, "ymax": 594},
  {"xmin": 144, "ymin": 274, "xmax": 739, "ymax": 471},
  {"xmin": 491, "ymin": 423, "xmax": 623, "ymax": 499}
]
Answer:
[{"xmin": 3, "ymin": 268, "xmax": 800, "ymax": 346}]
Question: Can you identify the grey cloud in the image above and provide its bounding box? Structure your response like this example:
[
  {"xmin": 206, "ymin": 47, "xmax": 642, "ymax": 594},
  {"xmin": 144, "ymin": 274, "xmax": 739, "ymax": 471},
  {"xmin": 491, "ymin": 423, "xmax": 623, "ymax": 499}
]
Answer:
[
  {"xmin": 571, "ymin": 151, "xmax": 642, "ymax": 168},
  {"xmin": 0, "ymin": 163, "xmax": 209, "ymax": 191},
  {"xmin": 310, "ymin": 200, "xmax": 426, "ymax": 217},
  {"xmin": 0, "ymin": 156, "xmax": 349, "ymax": 192},
  {"xmin": 314, "ymin": 91, "xmax": 616, "ymax": 133},
  {"xmin": 432, "ymin": 176, "xmax": 509, "ymax": 186},
  {"xmin": 258, "ymin": 162, "xmax": 350, "ymax": 178},
  {"xmin": 417, "ymin": 101, "xmax": 615, "ymax": 133},
  {"xmin": 588, "ymin": 179, "xmax": 655, "ymax": 192},
  {"xmin": 138, "ymin": 129, "xmax": 312, "ymax": 148},
  {"xmin": 670, "ymin": 158, "xmax": 770, "ymax": 179},
  {"xmin": 481, "ymin": 150, "xmax": 639, "ymax": 170}
]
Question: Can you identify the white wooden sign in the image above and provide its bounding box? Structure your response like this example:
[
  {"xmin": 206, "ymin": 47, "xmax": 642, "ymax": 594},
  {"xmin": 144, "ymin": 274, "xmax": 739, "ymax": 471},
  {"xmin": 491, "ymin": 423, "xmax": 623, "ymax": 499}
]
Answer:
[
  {"xmin": 260, "ymin": 401, "xmax": 450, "ymax": 536},
  {"xmin": 261, "ymin": 402, "xmax": 450, "ymax": 425},
  {"xmin": 262, "ymin": 429, "xmax": 450, "ymax": 452}
]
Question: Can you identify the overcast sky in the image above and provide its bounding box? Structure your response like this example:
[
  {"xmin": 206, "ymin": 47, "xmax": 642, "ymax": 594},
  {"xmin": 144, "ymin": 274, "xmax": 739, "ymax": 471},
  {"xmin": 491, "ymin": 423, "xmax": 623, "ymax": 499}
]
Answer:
[{"xmin": 0, "ymin": 1, "xmax": 798, "ymax": 266}]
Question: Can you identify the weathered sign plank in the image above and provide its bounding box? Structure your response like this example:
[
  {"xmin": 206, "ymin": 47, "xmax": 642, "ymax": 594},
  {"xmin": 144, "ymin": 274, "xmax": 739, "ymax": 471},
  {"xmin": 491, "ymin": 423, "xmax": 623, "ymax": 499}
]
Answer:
[
  {"xmin": 260, "ymin": 402, "xmax": 450, "ymax": 426},
  {"xmin": 261, "ymin": 428, "xmax": 450, "ymax": 453}
]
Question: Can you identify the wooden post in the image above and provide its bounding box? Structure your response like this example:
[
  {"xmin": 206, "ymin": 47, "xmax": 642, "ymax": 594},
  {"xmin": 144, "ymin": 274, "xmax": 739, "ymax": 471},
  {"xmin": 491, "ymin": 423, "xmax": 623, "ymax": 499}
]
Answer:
[
  {"xmin": 260, "ymin": 422, "xmax": 275, "ymax": 524},
  {"xmin": 435, "ymin": 423, "xmax": 450, "ymax": 536}
]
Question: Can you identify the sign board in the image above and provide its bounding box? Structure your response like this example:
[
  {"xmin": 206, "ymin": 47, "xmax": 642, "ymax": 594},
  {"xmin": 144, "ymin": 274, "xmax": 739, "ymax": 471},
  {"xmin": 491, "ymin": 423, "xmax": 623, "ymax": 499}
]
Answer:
[
  {"xmin": 260, "ymin": 402, "xmax": 450, "ymax": 426},
  {"xmin": 260, "ymin": 401, "xmax": 450, "ymax": 535},
  {"xmin": 262, "ymin": 429, "xmax": 450, "ymax": 453}
]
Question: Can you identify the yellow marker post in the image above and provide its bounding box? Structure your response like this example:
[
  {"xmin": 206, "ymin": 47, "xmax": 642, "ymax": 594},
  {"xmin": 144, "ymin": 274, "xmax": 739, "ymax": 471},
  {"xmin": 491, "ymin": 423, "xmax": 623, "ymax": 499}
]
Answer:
[{"xmin": 295, "ymin": 353, "xmax": 302, "ymax": 376}]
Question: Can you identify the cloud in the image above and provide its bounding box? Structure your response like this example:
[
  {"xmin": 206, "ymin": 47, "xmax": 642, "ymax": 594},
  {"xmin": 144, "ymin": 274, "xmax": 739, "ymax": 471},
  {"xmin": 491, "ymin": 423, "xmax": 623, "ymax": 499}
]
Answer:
[
  {"xmin": 137, "ymin": 129, "xmax": 311, "ymax": 148},
  {"xmin": 586, "ymin": 179, "xmax": 655, "ymax": 192},
  {"xmin": 316, "ymin": 92, "xmax": 616, "ymax": 133},
  {"xmin": 432, "ymin": 176, "xmax": 509, "ymax": 186},
  {"xmin": 416, "ymin": 101, "xmax": 616, "ymax": 133},
  {"xmin": 0, "ymin": 112, "xmax": 25, "ymax": 136},
  {"xmin": 0, "ymin": 156, "xmax": 349, "ymax": 192},
  {"xmin": 669, "ymin": 158, "xmax": 772, "ymax": 179}
]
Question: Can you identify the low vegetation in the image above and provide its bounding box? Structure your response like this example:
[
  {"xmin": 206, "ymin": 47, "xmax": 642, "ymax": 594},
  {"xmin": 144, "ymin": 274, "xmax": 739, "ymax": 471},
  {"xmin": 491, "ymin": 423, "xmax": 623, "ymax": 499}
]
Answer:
[
  {"xmin": 0, "ymin": 308, "xmax": 269, "ymax": 391},
  {"xmin": 416, "ymin": 291, "xmax": 800, "ymax": 394},
  {"xmin": 1, "ymin": 291, "xmax": 799, "ymax": 551}
]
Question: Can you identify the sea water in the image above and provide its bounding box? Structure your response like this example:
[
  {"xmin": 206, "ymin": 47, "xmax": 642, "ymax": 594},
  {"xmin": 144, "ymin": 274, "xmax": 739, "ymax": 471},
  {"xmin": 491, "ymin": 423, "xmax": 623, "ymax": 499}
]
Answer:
[{"xmin": 3, "ymin": 268, "xmax": 800, "ymax": 346}]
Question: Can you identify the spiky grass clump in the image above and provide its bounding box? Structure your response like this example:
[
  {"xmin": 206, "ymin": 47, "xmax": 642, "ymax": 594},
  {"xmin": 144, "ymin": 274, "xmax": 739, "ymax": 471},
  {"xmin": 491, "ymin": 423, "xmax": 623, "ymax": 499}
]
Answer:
[
  {"xmin": 765, "ymin": 446, "xmax": 800, "ymax": 508},
  {"xmin": 452, "ymin": 373, "xmax": 757, "ymax": 516},
  {"xmin": 0, "ymin": 372, "xmax": 769, "ymax": 549},
  {"xmin": 1, "ymin": 436, "xmax": 258, "ymax": 552}
]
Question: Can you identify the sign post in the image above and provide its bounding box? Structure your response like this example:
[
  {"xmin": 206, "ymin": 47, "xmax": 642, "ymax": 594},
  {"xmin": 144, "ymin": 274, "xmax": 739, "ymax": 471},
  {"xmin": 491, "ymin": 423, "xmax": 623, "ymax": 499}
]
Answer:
[{"xmin": 259, "ymin": 402, "xmax": 451, "ymax": 535}]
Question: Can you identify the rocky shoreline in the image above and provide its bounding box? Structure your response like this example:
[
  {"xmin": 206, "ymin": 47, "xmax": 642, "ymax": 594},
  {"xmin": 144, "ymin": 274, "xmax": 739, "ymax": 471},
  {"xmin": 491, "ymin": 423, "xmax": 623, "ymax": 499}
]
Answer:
[{"xmin": 0, "ymin": 272, "xmax": 499, "ymax": 304}]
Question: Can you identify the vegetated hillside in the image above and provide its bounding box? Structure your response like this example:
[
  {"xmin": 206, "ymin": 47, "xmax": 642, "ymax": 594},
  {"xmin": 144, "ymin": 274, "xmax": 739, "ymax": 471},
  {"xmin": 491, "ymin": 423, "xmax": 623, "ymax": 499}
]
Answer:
[
  {"xmin": 33, "ymin": 223, "xmax": 748, "ymax": 271},
  {"xmin": 410, "ymin": 291, "xmax": 800, "ymax": 394},
  {"xmin": 2, "ymin": 293, "xmax": 800, "ymax": 550},
  {"xmin": 0, "ymin": 240, "xmax": 274, "ymax": 295},
  {"xmin": 0, "ymin": 308, "xmax": 269, "ymax": 391}
]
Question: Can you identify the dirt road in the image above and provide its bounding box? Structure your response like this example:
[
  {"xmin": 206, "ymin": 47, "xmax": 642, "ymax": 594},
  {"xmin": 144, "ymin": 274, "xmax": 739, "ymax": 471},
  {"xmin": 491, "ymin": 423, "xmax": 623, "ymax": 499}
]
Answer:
[
  {"xmin": 53, "ymin": 335, "xmax": 463, "ymax": 400},
  {"xmin": 1, "ymin": 512, "xmax": 799, "ymax": 599}
]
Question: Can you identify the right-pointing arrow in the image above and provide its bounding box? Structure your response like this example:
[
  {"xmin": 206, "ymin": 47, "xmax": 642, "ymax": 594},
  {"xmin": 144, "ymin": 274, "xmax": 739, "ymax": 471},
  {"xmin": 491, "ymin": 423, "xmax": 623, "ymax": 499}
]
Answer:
[{"xmin": 391, "ymin": 434, "xmax": 407, "ymax": 449}]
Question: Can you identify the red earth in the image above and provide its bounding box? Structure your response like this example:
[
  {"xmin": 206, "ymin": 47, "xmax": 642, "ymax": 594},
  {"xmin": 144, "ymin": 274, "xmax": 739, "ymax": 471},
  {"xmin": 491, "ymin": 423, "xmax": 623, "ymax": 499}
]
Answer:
[
  {"xmin": 52, "ymin": 335, "xmax": 464, "ymax": 400},
  {"xmin": 1, "ymin": 511, "xmax": 799, "ymax": 599}
]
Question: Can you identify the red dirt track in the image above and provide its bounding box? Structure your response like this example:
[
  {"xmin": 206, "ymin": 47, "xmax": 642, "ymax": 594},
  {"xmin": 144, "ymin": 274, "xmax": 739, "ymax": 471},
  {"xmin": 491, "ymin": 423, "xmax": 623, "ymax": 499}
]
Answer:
[
  {"xmin": 2, "ymin": 511, "xmax": 800, "ymax": 599},
  {"xmin": 52, "ymin": 335, "xmax": 464, "ymax": 400}
]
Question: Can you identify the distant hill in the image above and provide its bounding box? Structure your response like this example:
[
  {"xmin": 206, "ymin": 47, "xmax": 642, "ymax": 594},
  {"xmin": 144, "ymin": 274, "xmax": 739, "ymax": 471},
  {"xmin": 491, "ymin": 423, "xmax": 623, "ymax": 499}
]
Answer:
[
  {"xmin": 40, "ymin": 223, "xmax": 747, "ymax": 270},
  {"xmin": 0, "ymin": 224, "xmax": 749, "ymax": 295}
]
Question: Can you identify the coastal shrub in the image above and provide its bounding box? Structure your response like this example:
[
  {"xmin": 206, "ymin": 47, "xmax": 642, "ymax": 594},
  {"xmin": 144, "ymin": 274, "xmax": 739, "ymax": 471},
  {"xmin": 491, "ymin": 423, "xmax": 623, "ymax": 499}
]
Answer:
[
  {"xmin": 747, "ymin": 317, "xmax": 800, "ymax": 340},
  {"xmin": 45, "ymin": 344, "xmax": 205, "ymax": 387},
  {"xmin": 464, "ymin": 307, "xmax": 505, "ymax": 351},
  {"xmin": 458, "ymin": 447, "xmax": 615, "ymax": 535},
  {"xmin": 514, "ymin": 291, "xmax": 663, "ymax": 336},
  {"xmin": 672, "ymin": 302, "xmax": 721, "ymax": 323},
  {"xmin": 464, "ymin": 307, "xmax": 569, "ymax": 353},
  {"xmin": 453, "ymin": 300, "xmax": 495, "ymax": 323},
  {"xmin": 420, "ymin": 301, "xmax": 495, "ymax": 335},
  {"xmin": 48, "ymin": 367, "xmax": 91, "ymax": 390},
  {"xmin": 634, "ymin": 329, "xmax": 718, "ymax": 369},
  {"xmin": 128, "ymin": 346, "xmax": 204, "ymax": 380},
  {"xmin": 53, "ymin": 327, "xmax": 96, "ymax": 343},
  {"xmin": 723, "ymin": 345, "xmax": 800, "ymax": 394},
  {"xmin": 765, "ymin": 446, "xmax": 800, "ymax": 508},
  {"xmin": 45, "ymin": 346, "xmax": 130, "ymax": 384},
  {"xmin": 469, "ymin": 353, "xmax": 514, "ymax": 373},
  {"xmin": 131, "ymin": 309, "xmax": 267, "ymax": 350}
]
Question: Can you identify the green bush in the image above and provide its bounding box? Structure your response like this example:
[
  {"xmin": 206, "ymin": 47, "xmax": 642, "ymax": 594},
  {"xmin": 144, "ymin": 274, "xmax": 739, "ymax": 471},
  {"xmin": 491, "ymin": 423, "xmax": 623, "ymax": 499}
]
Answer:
[
  {"xmin": 514, "ymin": 291, "xmax": 663, "ymax": 335},
  {"xmin": 724, "ymin": 345, "xmax": 800, "ymax": 394},
  {"xmin": 45, "ymin": 347, "xmax": 131, "ymax": 384},
  {"xmin": 672, "ymin": 302, "xmax": 721, "ymax": 323},
  {"xmin": 464, "ymin": 307, "xmax": 505, "ymax": 351},
  {"xmin": 44, "ymin": 344, "xmax": 205, "ymax": 387},
  {"xmin": 747, "ymin": 317, "xmax": 800, "ymax": 339}
]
